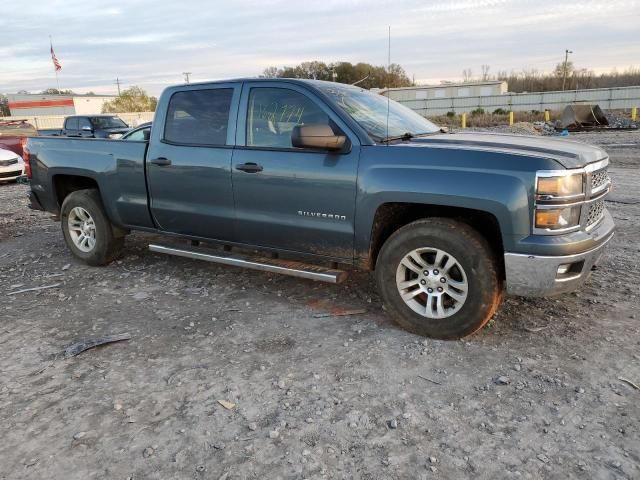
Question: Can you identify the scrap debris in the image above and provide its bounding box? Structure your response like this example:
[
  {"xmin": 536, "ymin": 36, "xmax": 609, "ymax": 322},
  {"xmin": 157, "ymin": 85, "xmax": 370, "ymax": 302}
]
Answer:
[
  {"xmin": 217, "ymin": 400, "xmax": 236, "ymax": 410},
  {"xmin": 7, "ymin": 283, "xmax": 61, "ymax": 296},
  {"xmin": 63, "ymin": 333, "xmax": 131, "ymax": 358},
  {"xmin": 312, "ymin": 308, "xmax": 366, "ymax": 318},
  {"xmin": 618, "ymin": 377, "xmax": 639, "ymax": 391}
]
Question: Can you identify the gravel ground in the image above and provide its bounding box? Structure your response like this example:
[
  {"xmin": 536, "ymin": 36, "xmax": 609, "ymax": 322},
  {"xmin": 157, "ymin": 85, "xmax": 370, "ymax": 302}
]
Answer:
[{"xmin": 1, "ymin": 131, "xmax": 639, "ymax": 480}]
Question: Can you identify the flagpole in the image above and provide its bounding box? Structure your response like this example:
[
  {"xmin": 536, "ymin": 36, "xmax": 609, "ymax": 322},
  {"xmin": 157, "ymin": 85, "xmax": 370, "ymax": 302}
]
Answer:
[{"xmin": 50, "ymin": 35, "xmax": 61, "ymax": 94}]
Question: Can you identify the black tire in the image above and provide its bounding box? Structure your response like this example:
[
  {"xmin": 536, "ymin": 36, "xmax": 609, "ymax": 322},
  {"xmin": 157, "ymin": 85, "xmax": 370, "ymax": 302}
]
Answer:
[
  {"xmin": 60, "ymin": 189, "xmax": 124, "ymax": 266},
  {"xmin": 375, "ymin": 218, "xmax": 503, "ymax": 339}
]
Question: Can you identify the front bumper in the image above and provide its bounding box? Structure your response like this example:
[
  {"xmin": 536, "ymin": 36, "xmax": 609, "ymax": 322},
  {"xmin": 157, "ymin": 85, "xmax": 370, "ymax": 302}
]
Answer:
[
  {"xmin": 504, "ymin": 228, "xmax": 614, "ymax": 297},
  {"xmin": 0, "ymin": 166, "xmax": 25, "ymax": 181}
]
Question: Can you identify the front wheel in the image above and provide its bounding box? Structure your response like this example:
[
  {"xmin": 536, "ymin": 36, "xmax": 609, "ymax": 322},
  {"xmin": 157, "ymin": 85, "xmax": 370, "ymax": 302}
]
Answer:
[{"xmin": 376, "ymin": 218, "xmax": 503, "ymax": 339}]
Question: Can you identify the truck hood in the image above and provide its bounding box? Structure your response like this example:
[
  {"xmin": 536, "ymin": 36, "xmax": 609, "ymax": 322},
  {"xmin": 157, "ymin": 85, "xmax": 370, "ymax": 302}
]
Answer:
[
  {"xmin": 405, "ymin": 132, "xmax": 607, "ymax": 169},
  {"xmin": 0, "ymin": 147, "xmax": 20, "ymax": 161}
]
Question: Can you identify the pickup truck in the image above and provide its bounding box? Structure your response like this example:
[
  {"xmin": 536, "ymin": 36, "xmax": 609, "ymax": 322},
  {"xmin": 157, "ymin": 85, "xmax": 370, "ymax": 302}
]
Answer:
[
  {"xmin": 24, "ymin": 79, "xmax": 615, "ymax": 339},
  {"xmin": 61, "ymin": 115, "xmax": 130, "ymax": 138}
]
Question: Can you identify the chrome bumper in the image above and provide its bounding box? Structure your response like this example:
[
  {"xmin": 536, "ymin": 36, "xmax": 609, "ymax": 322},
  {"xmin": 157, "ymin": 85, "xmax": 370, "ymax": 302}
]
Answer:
[{"xmin": 504, "ymin": 232, "xmax": 614, "ymax": 297}]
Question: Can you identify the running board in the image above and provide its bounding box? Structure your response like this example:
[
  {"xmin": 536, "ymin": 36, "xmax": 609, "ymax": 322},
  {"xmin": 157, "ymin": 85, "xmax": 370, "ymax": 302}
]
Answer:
[{"xmin": 149, "ymin": 244, "xmax": 348, "ymax": 284}]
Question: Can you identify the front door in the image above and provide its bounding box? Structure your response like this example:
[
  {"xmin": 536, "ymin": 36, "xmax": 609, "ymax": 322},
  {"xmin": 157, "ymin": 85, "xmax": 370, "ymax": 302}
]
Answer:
[
  {"xmin": 231, "ymin": 83, "xmax": 359, "ymax": 260},
  {"xmin": 147, "ymin": 84, "xmax": 240, "ymax": 240}
]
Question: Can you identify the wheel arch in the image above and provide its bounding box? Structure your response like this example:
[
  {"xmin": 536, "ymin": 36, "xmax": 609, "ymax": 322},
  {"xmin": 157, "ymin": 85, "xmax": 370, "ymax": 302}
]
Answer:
[{"xmin": 362, "ymin": 202, "xmax": 505, "ymax": 277}]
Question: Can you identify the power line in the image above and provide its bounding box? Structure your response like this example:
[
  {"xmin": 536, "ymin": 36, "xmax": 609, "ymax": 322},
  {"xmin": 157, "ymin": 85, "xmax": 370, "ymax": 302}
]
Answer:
[{"xmin": 114, "ymin": 77, "xmax": 122, "ymax": 96}]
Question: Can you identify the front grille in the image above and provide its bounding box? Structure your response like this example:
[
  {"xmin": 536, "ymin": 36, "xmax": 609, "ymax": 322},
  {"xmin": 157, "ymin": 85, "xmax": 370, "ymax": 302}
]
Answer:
[
  {"xmin": 0, "ymin": 158, "xmax": 18, "ymax": 167},
  {"xmin": 0, "ymin": 170, "xmax": 21, "ymax": 179},
  {"xmin": 586, "ymin": 199, "xmax": 605, "ymax": 228},
  {"xmin": 591, "ymin": 167, "xmax": 610, "ymax": 193}
]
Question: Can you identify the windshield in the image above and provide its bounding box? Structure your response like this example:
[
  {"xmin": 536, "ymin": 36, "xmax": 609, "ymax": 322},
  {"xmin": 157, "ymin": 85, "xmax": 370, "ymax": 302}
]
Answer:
[
  {"xmin": 317, "ymin": 83, "xmax": 439, "ymax": 141},
  {"xmin": 90, "ymin": 116, "xmax": 128, "ymax": 129}
]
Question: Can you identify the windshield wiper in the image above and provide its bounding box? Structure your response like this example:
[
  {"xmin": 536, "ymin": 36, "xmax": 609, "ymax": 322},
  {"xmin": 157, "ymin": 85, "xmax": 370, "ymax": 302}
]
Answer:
[
  {"xmin": 379, "ymin": 131, "xmax": 442, "ymax": 143},
  {"xmin": 379, "ymin": 132, "xmax": 415, "ymax": 143}
]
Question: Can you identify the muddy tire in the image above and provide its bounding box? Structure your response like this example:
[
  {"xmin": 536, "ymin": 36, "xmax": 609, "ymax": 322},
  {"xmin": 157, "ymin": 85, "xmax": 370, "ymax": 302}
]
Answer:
[
  {"xmin": 60, "ymin": 189, "xmax": 124, "ymax": 266},
  {"xmin": 376, "ymin": 218, "xmax": 503, "ymax": 339}
]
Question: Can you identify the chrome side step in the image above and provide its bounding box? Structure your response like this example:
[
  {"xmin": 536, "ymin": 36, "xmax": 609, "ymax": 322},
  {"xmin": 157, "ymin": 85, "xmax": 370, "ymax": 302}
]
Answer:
[{"xmin": 149, "ymin": 244, "xmax": 348, "ymax": 284}]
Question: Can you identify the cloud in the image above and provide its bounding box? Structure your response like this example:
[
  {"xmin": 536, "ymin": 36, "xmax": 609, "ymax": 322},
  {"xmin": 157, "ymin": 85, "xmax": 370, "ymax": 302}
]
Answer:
[{"xmin": 1, "ymin": 0, "xmax": 638, "ymax": 95}]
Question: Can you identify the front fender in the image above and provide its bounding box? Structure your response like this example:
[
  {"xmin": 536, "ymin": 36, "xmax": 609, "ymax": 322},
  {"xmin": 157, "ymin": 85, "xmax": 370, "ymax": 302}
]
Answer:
[{"xmin": 354, "ymin": 145, "xmax": 562, "ymax": 259}]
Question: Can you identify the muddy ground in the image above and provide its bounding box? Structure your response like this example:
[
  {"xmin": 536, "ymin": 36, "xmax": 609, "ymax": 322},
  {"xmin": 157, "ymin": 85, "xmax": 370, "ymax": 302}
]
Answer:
[{"xmin": 1, "ymin": 130, "xmax": 639, "ymax": 480}]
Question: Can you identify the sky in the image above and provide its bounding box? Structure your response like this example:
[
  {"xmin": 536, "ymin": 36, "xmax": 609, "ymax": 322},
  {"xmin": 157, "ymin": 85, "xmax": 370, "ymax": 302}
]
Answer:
[{"xmin": 1, "ymin": 0, "xmax": 639, "ymax": 96}]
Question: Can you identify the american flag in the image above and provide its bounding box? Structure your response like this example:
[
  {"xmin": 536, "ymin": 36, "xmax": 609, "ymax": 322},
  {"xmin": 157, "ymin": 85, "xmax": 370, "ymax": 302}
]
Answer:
[{"xmin": 50, "ymin": 42, "xmax": 62, "ymax": 72}]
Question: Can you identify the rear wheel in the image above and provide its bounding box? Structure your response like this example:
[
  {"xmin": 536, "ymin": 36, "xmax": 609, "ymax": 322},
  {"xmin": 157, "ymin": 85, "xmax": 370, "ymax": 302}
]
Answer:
[
  {"xmin": 60, "ymin": 189, "xmax": 124, "ymax": 266},
  {"xmin": 376, "ymin": 218, "xmax": 502, "ymax": 339}
]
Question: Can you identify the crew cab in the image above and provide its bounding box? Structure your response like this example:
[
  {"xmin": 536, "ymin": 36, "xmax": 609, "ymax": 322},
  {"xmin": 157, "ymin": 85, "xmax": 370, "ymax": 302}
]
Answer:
[
  {"xmin": 61, "ymin": 115, "xmax": 130, "ymax": 138},
  {"xmin": 24, "ymin": 79, "xmax": 614, "ymax": 339}
]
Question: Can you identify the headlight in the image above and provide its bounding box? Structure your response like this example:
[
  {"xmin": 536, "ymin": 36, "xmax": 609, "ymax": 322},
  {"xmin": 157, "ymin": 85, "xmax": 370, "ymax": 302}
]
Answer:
[
  {"xmin": 535, "ymin": 206, "xmax": 581, "ymax": 230},
  {"xmin": 537, "ymin": 173, "xmax": 583, "ymax": 198}
]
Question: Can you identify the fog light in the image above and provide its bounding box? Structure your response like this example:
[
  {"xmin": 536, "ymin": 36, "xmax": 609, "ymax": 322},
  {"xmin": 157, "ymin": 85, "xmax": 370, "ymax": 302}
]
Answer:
[{"xmin": 557, "ymin": 264, "xmax": 571, "ymax": 275}]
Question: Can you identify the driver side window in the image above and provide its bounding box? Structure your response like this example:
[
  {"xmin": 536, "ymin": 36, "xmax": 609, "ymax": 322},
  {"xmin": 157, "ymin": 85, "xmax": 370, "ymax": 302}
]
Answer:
[{"xmin": 246, "ymin": 88, "xmax": 331, "ymax": 149}]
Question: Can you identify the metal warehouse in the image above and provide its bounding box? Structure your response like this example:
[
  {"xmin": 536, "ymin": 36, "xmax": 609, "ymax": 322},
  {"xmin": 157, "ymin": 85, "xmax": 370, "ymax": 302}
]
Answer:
[{"xmin": 375, "ymin": 80, "xmax": 508, "ymax": 101}]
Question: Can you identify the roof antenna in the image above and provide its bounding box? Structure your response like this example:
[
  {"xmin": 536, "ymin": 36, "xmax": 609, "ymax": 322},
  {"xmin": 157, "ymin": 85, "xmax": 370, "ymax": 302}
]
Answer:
[{"xmin": 386, "ymin": 25, "xmax": 391, "ymax": 144}]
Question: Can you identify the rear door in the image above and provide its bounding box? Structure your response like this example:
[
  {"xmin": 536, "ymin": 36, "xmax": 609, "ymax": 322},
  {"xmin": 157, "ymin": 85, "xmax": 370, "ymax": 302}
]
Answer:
[
  {"xmin": 146, "ymin": 84, "xmax": 240, "ymax": 240},
  {"xmin": 231, "ymin": 82, "xmax": 360, "ymax": 259}
]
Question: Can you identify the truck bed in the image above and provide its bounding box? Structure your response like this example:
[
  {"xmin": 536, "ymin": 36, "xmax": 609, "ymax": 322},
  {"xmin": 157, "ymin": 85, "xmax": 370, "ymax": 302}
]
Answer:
[{"xmin": 27, "ymin": 136, "xmax": 153, "ymax": 228}]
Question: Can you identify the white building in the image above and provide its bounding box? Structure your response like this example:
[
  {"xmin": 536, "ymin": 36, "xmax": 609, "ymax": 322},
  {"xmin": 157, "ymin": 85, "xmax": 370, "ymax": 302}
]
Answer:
[{"xmin": 6, "ymin": 93, "xmax": 117, "ymax": 116}]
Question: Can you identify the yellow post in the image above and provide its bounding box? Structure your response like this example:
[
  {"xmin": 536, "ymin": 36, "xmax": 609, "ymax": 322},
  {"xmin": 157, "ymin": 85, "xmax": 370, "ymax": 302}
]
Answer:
[
  {"xmin": 509, "ymin": 111, "xmax": 514, "ymax": 126},
  {"xmin": 633, "ymin": 107, "xmax": 637, "ymax": 121},
  {"xmin": 544, "ymin": 110, "xmax": 550, "ymax": 122},
  {"xmin": 461, "ymin": 113, "xmax": 466, "ymax": 129}
]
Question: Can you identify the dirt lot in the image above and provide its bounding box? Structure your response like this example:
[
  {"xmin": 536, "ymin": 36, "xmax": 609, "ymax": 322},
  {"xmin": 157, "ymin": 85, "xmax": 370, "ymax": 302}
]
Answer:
[{"xmin": 1, "ymin": 131, "xmax": 639, "ymax": 480}]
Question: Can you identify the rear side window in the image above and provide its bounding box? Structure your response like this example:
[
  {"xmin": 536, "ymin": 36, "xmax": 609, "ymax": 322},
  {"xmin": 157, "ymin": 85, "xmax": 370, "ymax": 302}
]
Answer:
[
  {"xmin": 78, "ymin": 118, "xmax": 92, "ymax": 130},
  {"xmin": 164, "ymin": 89, "xmax": 233, "ymax": 146},
  {"xmin": 65, "ymin": 117, "xmax": 78, "ymax": 130}
]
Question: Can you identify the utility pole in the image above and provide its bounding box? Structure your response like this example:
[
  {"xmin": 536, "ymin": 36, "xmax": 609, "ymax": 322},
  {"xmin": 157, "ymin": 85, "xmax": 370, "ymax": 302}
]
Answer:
[
  {"xmin": 561, "ymin": 49, "xmax": 573, "ymax": 91},
  {"xmin": 183, "ymin": 72, "xmax": 192, "ymax": 83},
  {"xmin": 114, "ymin": 77, "xmax": 122, "ymax": 96}
]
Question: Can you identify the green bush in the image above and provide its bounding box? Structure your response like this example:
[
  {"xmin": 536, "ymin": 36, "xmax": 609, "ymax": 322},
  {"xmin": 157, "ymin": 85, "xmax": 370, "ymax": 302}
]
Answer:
[
  {"xmin": 471, "ymin": 107, "xmax": 485, "ymax": 116},
  {"xmin": 446, "ymin": 111, "xmax": 455, "ymax": 118},
  {"xmin": 493, "ymin": 108, "xmax": 508, "ymax": 115}
]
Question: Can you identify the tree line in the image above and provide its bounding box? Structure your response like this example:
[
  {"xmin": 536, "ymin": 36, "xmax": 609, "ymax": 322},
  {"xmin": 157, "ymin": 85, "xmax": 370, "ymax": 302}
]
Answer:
[
  {"xmin": 464, "ymin": 63, "xmax": 640, "ymax": 92},
  {"xmin": 262, "ymin": 61, "xmax": 413, "ymax": 89}
]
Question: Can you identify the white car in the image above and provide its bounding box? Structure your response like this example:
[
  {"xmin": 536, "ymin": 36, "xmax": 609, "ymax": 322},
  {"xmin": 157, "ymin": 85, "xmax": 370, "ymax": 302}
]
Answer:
[{"xmin": 0, "ymin": 148, "xmax": 25, "ymax": 182}]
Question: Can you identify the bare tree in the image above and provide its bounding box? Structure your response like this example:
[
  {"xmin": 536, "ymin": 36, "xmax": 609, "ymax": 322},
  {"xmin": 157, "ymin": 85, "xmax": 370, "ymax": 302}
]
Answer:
[
  {"xmin": 481, "ymin": 65, "xmax": 491, "ymax": 81},
  {"xmin": 462, "ymin": 68, "xmax": 473, "ymax": 82}
]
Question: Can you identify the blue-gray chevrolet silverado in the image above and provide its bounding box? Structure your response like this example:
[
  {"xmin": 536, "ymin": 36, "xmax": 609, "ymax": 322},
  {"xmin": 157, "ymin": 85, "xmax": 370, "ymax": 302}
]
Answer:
[{"xmin": 24, "ymin": 79, "xmax": 614, "ymax": 339}]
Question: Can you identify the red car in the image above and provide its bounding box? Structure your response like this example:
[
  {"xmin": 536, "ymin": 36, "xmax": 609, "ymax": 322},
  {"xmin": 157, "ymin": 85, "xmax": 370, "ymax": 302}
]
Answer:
[{"xmin": 0, "ymin": 120, "xmax": 38, "ymax": 158}]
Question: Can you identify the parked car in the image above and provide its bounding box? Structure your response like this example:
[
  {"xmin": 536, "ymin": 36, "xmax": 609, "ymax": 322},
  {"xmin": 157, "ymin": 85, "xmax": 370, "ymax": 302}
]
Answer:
[
  {"xmin": 0, "ymin": 146, "xmax": 25, "ymax": 182},
  {"xmin": 0, "ymin": 120, "xmax": 37, "ymax": 158},
  {"xmin": 121, "ymin": 122, "xmax": 151, "ymax": 141},
  {"xmin": 24, "ymin": 79, "xmax": 614, "ymax": 339},
  {"xmin": 61, "ymin": 115, "xmax": 130, "ymax": 138}
]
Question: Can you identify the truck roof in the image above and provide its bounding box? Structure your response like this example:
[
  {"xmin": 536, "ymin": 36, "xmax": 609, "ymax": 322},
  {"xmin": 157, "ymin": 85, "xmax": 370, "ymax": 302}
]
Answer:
[
  {"xmin": 65, "ymin": 114, "xmax": 122, "ymax": 118},
  {"xmin": 169, "ymin": 78, "xmax": 362, "ymax": 90}
]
